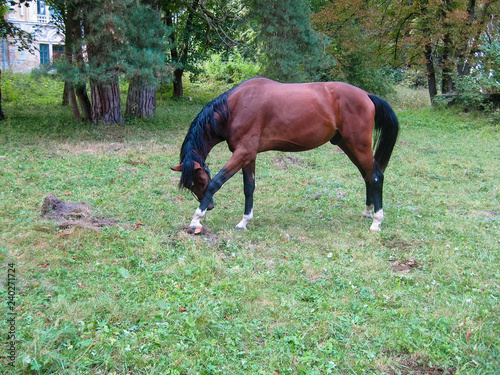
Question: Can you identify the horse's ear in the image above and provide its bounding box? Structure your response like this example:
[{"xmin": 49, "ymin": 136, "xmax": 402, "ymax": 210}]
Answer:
[
  {"xmin": 171, "ymin": 164, "xmax": 183, "ymax": 172},
  {"xmin": 171, "ymin": 162, "xmax": 202, "ymax": 171}
]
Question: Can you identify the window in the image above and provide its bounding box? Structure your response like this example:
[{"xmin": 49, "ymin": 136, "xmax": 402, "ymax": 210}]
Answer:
[
  {"xmin": 52, "ymin": 45, "xmax": 65, "ymax": 61},
  {"xmin": 39, "ymin": 44, "xmax": 49, "ymax": 65},
  {"xmin": 37, "ymin": 0, "xmax": 46, "ymax": 15},
  {"xmin": 37, "ymin": 0, "xmax": 47, "ymax": 22}
]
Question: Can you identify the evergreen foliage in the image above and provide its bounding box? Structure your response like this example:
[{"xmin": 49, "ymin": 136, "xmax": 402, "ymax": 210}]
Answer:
[
  {"xmin": 247, "ymin": 0, "xmax": 328, "ymax": 82},
  {"xmin": 121, "ymin": 2, "xmax": 172, "ymax": 86}
]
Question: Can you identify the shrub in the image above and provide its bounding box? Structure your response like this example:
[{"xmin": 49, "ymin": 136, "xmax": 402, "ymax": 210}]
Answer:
[{"xmin": 200, "ymin": 53, "xmax": 260, "ymax": 84}]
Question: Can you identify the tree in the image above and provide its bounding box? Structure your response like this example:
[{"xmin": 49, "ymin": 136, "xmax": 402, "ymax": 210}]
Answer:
[
  {"xmin": 312, "ymin": 0, "xmax": 394, "ymax": 94},
  {"xmin": 81, "ymin": 0, "xmax": 128, "ymax": 124},
  {"xmin": 247, "ymin": 0, "xmax": 327, "ymax": 82},
  {"xmin": 161, "ymin": 0, "xmax": 241, "ymax": 97},
  {"xmin": 124, "ymin": 1, "xmax": 171, "ymax": 118},
  {"xmin": 313, "ymin": 0, "xmax": 497, "ymax": 103},
  {"xmin": 55, "ymin": 0, "xmax": 170, "ymax": 124},
  {"xmin": 48, "ymin": 0, "xmax": 92, "ymax": 121}
]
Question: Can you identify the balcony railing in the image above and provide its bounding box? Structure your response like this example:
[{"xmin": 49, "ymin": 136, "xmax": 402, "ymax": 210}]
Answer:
[{"xmin": 37, "ymin": 15, "xmax": 48, "ymax": 23}]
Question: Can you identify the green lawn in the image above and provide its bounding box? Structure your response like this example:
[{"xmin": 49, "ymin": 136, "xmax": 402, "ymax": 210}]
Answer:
[{"xmin": 0, "ymin": 76, "xmax": 498, "ymax": 374}]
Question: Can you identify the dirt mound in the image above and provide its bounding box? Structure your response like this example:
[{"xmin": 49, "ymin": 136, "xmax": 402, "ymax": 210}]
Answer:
[
  {"xmin": 41, "ymin": 193, "xmax": 117, "ymax": 230},
  {"xmin": 392, "ymin": 258, "xmax": 421, "ymax": 273}
]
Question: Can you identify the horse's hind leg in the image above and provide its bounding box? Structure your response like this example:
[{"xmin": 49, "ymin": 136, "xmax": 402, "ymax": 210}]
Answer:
[
  {"xmin": 368, "ymin": 163, "xmax": 384, "ymax": 232},
  {"xmin": 236, "ymin": 160, "xmax": 255, "ymax": 230},
  {"xmin": 361, "ymin": 181, "xmax": 374, "ymax": 219},
  {"xmin": 336, "ymin": 137, "xmax": 384, "ymax": 232}
]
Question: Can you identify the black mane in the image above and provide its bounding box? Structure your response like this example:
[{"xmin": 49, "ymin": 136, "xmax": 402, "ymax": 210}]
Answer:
[{"xmin": 178, "ymin": 90, "xmax": 231, "ymax": 189}]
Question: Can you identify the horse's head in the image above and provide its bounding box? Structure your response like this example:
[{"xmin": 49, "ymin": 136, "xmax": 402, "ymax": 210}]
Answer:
[{"xmin": 172, "ymin": 162, "xmax": 214, "ymax": 210}]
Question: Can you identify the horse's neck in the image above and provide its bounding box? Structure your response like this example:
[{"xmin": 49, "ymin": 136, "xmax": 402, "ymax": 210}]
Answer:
[{"xmin": 204, "ymin": 136, "xmax": 224, "ymax": 156}]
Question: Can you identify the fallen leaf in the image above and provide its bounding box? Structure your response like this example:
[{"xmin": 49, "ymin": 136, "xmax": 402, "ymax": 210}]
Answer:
[
  {"xmin": 133, "ymin": 221, "xmax": 144, "ymax": 230},
  {"xmin": 77, "ymin": 282, "xmax": 87, "ymax": 288},
  {"xmin": 224, "ymin": 316, "xmax": 233, "ymax": 320},
  {"xmin": 466, "ymin": 331, "xmax": 472, "ymax": 342},
  {"xmin": 38, "ymin": 263, "xmax": 49, "ymax": 268},
  {"xmin": 46, "ymin": 294, "xmax": 53, "ymax": 298},
  {"xmin": 178, "ymin": 307, "xmax": 187, "ymax": 312}
]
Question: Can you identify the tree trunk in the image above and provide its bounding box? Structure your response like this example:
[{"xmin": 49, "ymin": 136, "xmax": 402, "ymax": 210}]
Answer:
[
  {"xmin": 165, "ymin": 11, "xmax": 184, "ymax": 98},
  {"xmin": 63, "ymin": 4, "xmax": 81, "ymax": 120},
  {"xmin": 90, "ymin": 78, "xmax": 123, "ymax": 124},
  {"xmin": 0, "ymin": 70, "xmax": 5, "ymax": 121},
  {"xmin": 62, "ymin": 81, "xmax": 69, "ymax": 106},
  {"xmin": 173, "ymin": 68, "xmax": 184, "ymax": 98},
  {"xmin": 125, "ymin": 79, "xmax": 156, "ymax": 118},
  {"xmin": 75, "ymin": 85, "xmax": 91, "ymax": 121},
  {"xmin": 165, "ymin": 1, "xmax": 200, "ymax": 98},
  {"xmin": 425, "ymin": 44, "xmax": 437, "ymax": 104},
  {"xmin": 67, "ymin": 82, "xmax": 81, "ymax": 122},
  {"xmin": 441, "ymin": 33, "xmax": 454, "ymax": 94}
]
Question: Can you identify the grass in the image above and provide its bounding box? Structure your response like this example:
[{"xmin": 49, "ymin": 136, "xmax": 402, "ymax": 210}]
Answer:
[{"xmin": 0, "ymin": 73, "xmax": 499, "ymax": 374}]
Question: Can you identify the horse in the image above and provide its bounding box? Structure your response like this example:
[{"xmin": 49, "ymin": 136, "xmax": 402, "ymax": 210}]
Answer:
[{"xmin": 172, "ymin": 77, "xmax": 399, "ymax": 232}]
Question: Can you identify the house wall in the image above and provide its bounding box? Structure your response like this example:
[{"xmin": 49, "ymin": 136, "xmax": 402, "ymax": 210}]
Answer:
[{"xmin": 1, "ymin": 1, "xmax": 65, "ymax": 72}]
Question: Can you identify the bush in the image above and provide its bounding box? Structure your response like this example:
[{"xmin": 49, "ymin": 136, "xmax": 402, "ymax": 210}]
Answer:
[{"xmin": 200, "ymin": 53, "xmax": 260, "ymax": 84}]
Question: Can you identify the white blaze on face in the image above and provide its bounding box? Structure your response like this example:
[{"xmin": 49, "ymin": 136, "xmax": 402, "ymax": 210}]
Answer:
[
  {"xmin": 235, "ymin": 209, "xmax": 253, "ymax": 230},
  {"xmin": 189, "ymin": 208, "xmax": 206, "ymax": 229},
  {"xmin": 369, "ymin": 209, "xmax": 384, "ymax": 232}
]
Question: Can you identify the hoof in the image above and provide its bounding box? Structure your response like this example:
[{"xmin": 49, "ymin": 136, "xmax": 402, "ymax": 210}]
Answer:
[
  {"xmin": 235, "ymin": 210, "xmax": 253, "ymax": 231},
  {"xmin": 369, "ymin": 226, "xmax": 381, "ymax": 232},
  {"xmin": 186, "ymin": 225, "xmax": 203, "ymax": 235},
  {"xmin": 361, "ymin": 213, "xmax": 373, "ymax": 219}
]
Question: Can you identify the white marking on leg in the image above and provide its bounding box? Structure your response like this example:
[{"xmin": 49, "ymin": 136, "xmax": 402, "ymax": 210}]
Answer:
[
  {"xmin": 189, "ymin": 208, "xmax": 206, "ymax": 229},
  {"xmin": 370, "ymin": 209, "xmax": 384, "ymax": 232},
  {"xmin": 235, "ymin": 209, "xmax": 253, "ymax": 230},
  {"xmin": 361, "ymin": 204, "xmax": 374, "ymax": 219}
]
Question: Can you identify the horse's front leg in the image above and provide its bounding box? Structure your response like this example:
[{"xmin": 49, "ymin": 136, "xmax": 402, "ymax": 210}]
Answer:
[
  {"xmin": 236, "ymin": 161, "xmax": 255, "ymax": 230},
  {"xmin": 189, "ymin": 153, "xmax": 247, "ymax": 230},
  {"xmin": 189, "ymin": 170, "xmax": 230, "ymax": 229}
]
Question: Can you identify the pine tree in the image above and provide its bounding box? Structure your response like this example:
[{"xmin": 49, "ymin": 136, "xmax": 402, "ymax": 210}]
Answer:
[
  {"xmin": 247, "ymin": 0, "xmax": 327, "ymax": 82},
  {"xmin": 80, "ymin": 0, "xmax": 127, "ymax": 124},
  {"xmin": 124, "ymin": 1, "xmax": 170, "ymax": 118}
]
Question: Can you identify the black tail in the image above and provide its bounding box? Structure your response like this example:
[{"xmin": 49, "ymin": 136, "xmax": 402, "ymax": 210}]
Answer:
[{"xmin": 369, "ymin": 94, "xmax": 399, "ymax": 172}]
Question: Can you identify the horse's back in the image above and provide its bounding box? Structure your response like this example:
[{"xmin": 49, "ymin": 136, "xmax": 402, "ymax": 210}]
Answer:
[{"xmin": 226, "ymin": 78, "xmax": 374, "ymax": 153}]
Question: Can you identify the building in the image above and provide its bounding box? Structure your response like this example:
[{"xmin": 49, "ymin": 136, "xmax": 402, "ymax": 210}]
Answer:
[{"xmin": 1, "ymin": 0, "xmax": 64, "ymax": 72}]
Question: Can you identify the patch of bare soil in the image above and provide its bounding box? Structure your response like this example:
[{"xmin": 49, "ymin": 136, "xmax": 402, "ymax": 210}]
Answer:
[
  {"xmin": 182, "ymin": 225, "xmax": 219, "ymax": 243},
  {"xmin": 41, "ymin": 194, "xmax": 117, "ymax": 230},
  {"xmin": 380, "ymin": 356, "xmax": 456, "ymax": 375},
  {"xmin": 392, "ymin": 258, "xmax": 422, "ymax": 273}
]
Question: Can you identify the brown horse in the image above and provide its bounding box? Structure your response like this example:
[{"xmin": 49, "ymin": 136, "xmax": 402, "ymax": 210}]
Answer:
[{"xmin": 172, "ymin": 77, "xmax": 399, "ymax": 232}]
